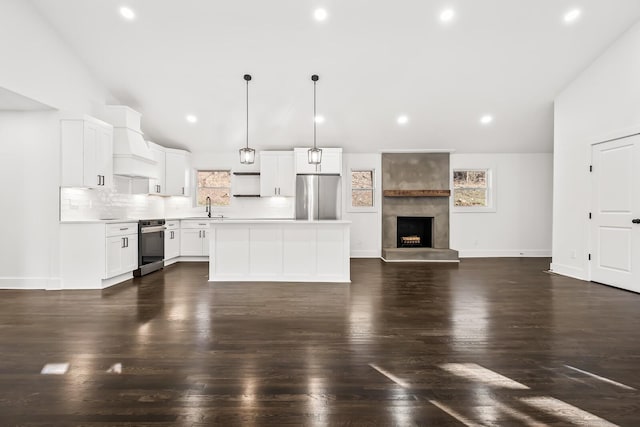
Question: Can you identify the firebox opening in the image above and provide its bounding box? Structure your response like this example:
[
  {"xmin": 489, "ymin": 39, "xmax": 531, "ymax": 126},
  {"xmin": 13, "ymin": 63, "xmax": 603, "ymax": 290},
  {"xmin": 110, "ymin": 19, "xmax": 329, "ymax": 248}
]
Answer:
[{"xmin": 397, "ymin": 216, "xmax": 433, "ymax": 248}]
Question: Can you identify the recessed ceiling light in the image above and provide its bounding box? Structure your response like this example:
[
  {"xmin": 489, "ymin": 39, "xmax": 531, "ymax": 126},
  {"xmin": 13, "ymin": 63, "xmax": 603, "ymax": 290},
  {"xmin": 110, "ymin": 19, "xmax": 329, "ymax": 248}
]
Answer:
[
  {"xmin": 314, "ymin": 8, "xmax": 328, "ymax": 22},
  {"xmin": 564, "ymin": 9, "xmax": 581, "ymax": 23},
  {"xmin": 119, "ymin": 6, "xmax": 136, "ymax": 21},
  {"xmin": 440, "ymin": 8, "xmax": 455, "ymax": 23},
  {"xmin": 480, "ymin": 115, "xmax": 494, "ymax": 125},
  {"xmin": 314, "ymin": 115, "xmax": 325, "ymax": 124},
  {"xmin": 397, "ymin": 115, "xmax": 409, "ymax": 125},
  {"xmin": 186, "ymin": 115, "xmax": 198, "ymax": 123}
]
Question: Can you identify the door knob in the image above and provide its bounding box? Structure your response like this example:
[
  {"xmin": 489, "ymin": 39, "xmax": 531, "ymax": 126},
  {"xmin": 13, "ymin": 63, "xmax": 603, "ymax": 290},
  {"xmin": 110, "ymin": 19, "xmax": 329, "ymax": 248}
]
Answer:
[{"xmin": 632, "ymin": 219, "xmax": 640, "ymax": 224}]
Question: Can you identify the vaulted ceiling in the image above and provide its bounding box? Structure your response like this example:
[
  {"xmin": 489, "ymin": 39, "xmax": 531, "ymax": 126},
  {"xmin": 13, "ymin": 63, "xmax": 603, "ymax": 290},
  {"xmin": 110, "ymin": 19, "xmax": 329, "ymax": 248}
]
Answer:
[{"xmin": 30, "ymin": 0, "xmax": 640, "ymax": 153}]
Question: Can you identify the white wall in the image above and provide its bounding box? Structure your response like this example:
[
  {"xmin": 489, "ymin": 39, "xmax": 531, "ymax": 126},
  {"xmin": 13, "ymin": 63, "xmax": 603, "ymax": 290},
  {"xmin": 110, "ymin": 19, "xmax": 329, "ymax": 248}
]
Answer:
[
  {"xmin": 553, "ymin": 20, "xmax": 640, "ymax": 280},
  {"xmin": 451, "ymin": 153, "xmax": 553, "ymax": 258},
  {"xmin": 0, "ymin": 0, "xmax": 112, "ymax": 289},
  {"xmin": 0, "ymin": 0, "xmax": 108, "ymax": 114},
  {"xmin": 342, "ymin": 153, "xmax": 382, "ymax": 258},
  {"xmin": 0, "ymin": 112, "xmax": 62, "ymax": 289}
]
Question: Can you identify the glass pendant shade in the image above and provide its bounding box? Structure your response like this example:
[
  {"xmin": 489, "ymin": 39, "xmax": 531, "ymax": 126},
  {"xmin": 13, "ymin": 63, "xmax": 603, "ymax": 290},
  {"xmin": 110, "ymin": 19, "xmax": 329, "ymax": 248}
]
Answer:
[
  {"xmin": 308, "ymin": 147, "xmax": 322, "ymax": 164},
  {"xmin": 239, "ymin": 147, "xmax": 255, "ymax": 164}
]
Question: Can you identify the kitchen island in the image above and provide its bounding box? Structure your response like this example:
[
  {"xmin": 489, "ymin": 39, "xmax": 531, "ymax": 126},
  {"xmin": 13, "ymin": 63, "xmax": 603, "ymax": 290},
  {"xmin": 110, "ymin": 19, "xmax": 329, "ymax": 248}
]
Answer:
[{"xmin": 208, "ymin": 220, "xmax": 350, "ymax": 282}]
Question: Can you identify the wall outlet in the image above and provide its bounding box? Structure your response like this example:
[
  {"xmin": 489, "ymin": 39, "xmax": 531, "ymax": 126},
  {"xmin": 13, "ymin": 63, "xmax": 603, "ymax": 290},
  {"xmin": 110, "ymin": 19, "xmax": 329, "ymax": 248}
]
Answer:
[{"xmin": 571, "ymin": 250, "xmax": 576, "ymax": 259}]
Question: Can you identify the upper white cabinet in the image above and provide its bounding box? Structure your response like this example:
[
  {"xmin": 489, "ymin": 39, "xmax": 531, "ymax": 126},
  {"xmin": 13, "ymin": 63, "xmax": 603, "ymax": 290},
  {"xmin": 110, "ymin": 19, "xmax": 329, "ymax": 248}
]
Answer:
[
  {"xmin": 147, "ymin": 141, "xmax": 166, "ymax": 195},
  {"xmin": 61, "ymin": 116, "xmax": 114, "ymax": 188},
  {"xmin": 165, "ymin": 149, "xmax": 191, "ymax": 196},
  {"xmin": 260, "ymin": 151, "xmax": 295, "ymax": 197},
  {"xmin": 294, "ymin": 147, "xmax": 342, "ymax": 175}
]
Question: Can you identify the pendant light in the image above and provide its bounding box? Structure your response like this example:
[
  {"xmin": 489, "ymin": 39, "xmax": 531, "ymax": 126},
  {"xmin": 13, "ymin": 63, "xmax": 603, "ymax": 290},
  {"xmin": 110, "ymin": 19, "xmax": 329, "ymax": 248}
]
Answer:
[
  {"xmin": 239, "ymin": 74, "xmax": 255, "ymax": 164},
  {"xmin": 308, "ymin": 74, "xmax": 322, "ymax": 165}
]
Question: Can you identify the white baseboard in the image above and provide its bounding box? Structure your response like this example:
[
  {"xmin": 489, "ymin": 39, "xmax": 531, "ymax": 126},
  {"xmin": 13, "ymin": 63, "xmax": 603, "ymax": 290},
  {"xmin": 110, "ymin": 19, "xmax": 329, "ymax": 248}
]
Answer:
[
  {"xmin": 381, "ymin": 257, "xmax": 460, "ymax": 263},
  {"xmin": 549, "ymin": 262, "xmax": 588, "ymax": 281},
  {"xmin": 176, "ymin": 256, "xmax": 209, "ymax": 262},
  {"xmin": 350, "ymin": 250, "xmax": 380, "ymax": 258},
  {"xmin": 458, "ymin": 249, "xmax": 552, "ymax": 258},
  {"xmin": 0, "ymin": 277, "xmax": 61, "ymax": 290}
]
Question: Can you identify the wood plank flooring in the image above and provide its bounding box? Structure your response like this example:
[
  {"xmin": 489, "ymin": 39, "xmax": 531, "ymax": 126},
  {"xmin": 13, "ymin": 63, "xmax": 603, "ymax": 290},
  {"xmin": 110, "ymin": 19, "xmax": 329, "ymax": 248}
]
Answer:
[{"xmin": 1, "ymin": 258, "xmax": 639, "ymax": 426}]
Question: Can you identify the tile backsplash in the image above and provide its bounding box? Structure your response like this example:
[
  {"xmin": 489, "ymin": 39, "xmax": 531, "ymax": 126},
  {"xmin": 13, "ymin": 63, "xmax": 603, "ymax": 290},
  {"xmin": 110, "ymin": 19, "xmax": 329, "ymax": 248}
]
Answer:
[
  {"xmin": 60, "ymin": 176, "xmax": 295, "ymax": 221},
  {"xmin": 60, "ymin": 177, "xmax": 165, "ymax": 221}
]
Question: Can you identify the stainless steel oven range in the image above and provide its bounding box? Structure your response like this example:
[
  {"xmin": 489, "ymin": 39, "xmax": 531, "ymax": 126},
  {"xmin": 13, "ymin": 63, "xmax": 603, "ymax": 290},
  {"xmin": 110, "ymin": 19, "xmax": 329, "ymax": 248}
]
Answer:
[{"xmin": 133, "ymin": 219, "xmax": 166, "ymax": 277}]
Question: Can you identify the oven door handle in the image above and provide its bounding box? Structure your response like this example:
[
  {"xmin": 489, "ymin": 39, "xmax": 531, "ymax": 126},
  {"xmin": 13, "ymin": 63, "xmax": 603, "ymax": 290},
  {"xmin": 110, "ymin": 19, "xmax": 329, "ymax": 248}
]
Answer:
[{"xmin": 141, "ymin": 226, "xmax": 167, "ymax": 234}]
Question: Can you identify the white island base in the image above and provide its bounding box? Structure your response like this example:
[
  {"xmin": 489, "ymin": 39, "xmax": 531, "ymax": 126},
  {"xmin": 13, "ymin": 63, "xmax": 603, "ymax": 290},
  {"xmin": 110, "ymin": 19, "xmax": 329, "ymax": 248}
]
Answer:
[{"xmin": 208, "ymin": 220, "xmax": 350, "ymax": 283}]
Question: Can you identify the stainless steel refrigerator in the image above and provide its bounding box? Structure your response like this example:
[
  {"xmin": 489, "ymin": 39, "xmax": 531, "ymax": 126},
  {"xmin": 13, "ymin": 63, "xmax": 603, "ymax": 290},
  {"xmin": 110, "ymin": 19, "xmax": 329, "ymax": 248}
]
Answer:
[{"xmin": 295, "ymin": 174, "xmax": 341, "ymax": 220}]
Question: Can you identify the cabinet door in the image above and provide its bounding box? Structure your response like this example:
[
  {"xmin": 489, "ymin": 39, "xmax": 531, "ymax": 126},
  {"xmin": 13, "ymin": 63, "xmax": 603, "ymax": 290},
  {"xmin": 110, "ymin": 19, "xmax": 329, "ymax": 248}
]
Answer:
[
  {"xmin": 260, "ymin": 154, "xmax": 280, "ymax": 197},
  {"xmin": 277, "ymin": 153, "xmax": 295, "ymax": 196},
  {"xmin": 295, "ymin": 150, "xmax": 318, "ymax": 174},
  {"xmin": 105, "ymin": 236, "xmax": 125, "ymax": 278},
  {"xmin": 122, "ymin": 234, "xmax": 139, "ymax": 272},
  {"xmin": 317, "ymin": 150, "xmax": 342, "ymax": 175},
  {"xmin": 165, "ymin": 150, "xmax": 188, "ymax": 196},
  {"xmin": 180, "ymin": 229, "xmax": 204, "ymax": 256},
  {"xmin": 202, "ymin": 229, "xmax": 210, "ymax": 256},
  {"xmin": 148, "ymin": 144, "xmax": 166, "ymax": 194},
  {"xmin": 97, "ymin": 125, "xmax": 113, "ymax": 188},
  {"xmin": 83, "ymin": 121, "xmax": 101, "ymax": 188},
  {"xmin": 165, "ymin": 229, "xmax": 180, "ymax": 259}
]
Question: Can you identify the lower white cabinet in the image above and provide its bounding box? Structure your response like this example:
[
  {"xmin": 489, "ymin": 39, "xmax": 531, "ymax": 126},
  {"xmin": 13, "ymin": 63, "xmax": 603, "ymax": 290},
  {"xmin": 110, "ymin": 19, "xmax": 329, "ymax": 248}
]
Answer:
[
  {"xmin": 106, "ymin": 234, "xmax": 138, "ymax": 278},
  {"xmin": 60, "ymin": 222, "xmax": 139, "ymax": 289},
  {"xmin": 180, "ymin": 221, "xmax": 210, "ymax": 256},
  {"xmin": 165, "ymin": 221, "xmax": 180, "ymax": 261}
]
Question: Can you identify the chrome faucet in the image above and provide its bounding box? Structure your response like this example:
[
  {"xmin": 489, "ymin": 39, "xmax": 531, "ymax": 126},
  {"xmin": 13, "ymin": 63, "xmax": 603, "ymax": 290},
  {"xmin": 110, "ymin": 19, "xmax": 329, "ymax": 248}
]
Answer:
[{"xmin": 206, "ymin": 196, "xmax": 212, "ymax": 218}]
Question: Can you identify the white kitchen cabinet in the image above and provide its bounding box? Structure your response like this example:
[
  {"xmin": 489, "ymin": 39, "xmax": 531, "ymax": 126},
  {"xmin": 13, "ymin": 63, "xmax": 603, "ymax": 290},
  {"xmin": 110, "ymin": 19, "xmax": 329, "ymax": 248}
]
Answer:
[
  {"xmin": 164, "ymin": 221, "xmax": 180, "ymax": 262},
  {"xmin": 316, "ymin": 148, "xmax": 342, "ymax": 175},
  {"xmin": 105, "ymin": 223, "xmax": 138, "ymax": 279},
  {"xmin": 294, "ymin": 147, "xmax": 342, "ymax": 175},
  {"xmin": 147, "ymin": 142, "xmax": 166, "ymax": 195},
  {"xmin": 165, "ymin": 149, "xmax": 191, "ymax": 196},
  {"xmin": 260, "ymin": 151, "xmax": 295, "ymax": 197},
  {"xmin": 60, "ymin": 222, "xmax": 138, "ymax": 289},
  {"xmin": 61, "ymin": 116, "xmax": 113, "ymax": 188},
  {"xmin": 180, "ymin": 221, "xmax": 210, "ymax": 256}
]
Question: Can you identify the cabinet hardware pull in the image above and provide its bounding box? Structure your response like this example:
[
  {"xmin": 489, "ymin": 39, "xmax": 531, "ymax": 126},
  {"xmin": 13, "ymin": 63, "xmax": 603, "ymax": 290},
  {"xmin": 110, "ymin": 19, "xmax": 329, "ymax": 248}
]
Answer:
[
  {"xmin": 182, "ymin": 187, "xmax": 184, "ymax": 195},
  {"xmin": 120, "ymin": 227, "xmax": 128, "ymax": 231},
  {"xmin": 203, "ymin": 231, "xmax": 206, "ymax": 238},
  {"xmin": 199, "ymin": 230, "xmax": 201, "ymax": 238},
  {"xmin": 121, "ymin": 237, "xmax": 125, "ymax": 248}
]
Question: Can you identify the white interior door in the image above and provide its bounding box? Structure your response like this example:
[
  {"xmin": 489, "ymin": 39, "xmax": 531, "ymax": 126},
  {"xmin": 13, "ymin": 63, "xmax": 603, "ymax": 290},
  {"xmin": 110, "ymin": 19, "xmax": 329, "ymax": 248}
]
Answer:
[{"xmin": 591, "ymin": 135, "xmax": 640, "ymax": 292}]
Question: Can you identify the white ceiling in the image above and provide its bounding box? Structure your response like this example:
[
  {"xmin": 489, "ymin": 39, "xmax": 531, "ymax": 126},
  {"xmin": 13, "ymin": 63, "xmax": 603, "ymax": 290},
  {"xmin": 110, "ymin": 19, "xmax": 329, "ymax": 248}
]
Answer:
[{"xmin": 30, "ymin": 0, "xmax": 640, "ymax": 153}]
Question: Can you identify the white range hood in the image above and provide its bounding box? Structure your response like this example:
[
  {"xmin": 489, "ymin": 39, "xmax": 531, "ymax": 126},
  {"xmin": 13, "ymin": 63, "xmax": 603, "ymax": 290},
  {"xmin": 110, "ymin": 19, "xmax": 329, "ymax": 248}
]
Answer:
[{"xmin": 103, "ymin": 105, "xmax": 156, "ymax": 178}]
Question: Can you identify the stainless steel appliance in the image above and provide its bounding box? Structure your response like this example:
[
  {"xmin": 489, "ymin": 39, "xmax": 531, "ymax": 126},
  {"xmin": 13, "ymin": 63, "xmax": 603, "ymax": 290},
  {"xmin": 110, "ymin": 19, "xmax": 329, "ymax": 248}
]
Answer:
[
  {"xmin": 295, "ymin": 174, "xmax": 341, "ymax": 220},
  {"xmin": 134, "ymin": 219, "xmax": 166, "ymax": 277}
]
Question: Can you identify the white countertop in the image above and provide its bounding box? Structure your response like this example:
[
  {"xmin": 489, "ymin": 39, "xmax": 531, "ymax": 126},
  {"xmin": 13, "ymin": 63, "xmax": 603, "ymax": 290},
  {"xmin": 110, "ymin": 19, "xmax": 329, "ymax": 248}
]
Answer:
[
  {"xmin": 60, "ymin": 219, "xmax": 140, "ymax": 224},
  {"xmin": 61, "ymin": 217, "xmax": 350, "ymax": 224},
  {"xmin": 209, "ymin": 219, "xmax": 351, "ymax": 224}
]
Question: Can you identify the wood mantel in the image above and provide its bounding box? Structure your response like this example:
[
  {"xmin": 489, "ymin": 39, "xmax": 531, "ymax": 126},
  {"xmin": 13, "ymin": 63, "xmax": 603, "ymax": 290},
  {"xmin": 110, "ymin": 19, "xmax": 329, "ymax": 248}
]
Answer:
[{"xmin": 383, "ymin": 189, "xmax": 451, "ymax": 197}]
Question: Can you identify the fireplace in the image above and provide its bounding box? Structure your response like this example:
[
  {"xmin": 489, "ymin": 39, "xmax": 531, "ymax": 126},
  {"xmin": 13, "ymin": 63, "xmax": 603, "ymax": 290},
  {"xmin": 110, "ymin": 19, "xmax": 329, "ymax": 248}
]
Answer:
[{"xmin": 397, "ymin": 216, "xmax": 433, "ymax": 248}]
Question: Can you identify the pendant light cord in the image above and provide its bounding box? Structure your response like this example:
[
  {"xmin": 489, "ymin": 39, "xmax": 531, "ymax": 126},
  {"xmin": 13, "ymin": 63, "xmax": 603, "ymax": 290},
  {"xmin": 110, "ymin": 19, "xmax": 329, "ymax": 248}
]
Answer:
[
  {"xmin": 246, "ymin": 79, "xmax": 249, "ymax": 150},
  {"xmin": 313, "ymin": 80, "xmax": 317, "ymax": 149}
]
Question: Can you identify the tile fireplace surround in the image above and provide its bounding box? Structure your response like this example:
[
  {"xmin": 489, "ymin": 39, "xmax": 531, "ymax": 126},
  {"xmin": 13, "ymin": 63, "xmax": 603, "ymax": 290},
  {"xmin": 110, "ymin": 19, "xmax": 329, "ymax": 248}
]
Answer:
[{"xmin": 381, "ymin": 153, "xmax": 459, "ymax": 262}]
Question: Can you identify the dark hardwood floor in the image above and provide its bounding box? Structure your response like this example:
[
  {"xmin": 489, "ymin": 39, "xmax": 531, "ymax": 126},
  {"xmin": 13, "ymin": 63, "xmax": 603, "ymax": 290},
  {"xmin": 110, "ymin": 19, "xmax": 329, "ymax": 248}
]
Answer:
[{"xmin": 1, "ymin": 258, "xmax": 639, "ymax": 426}]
